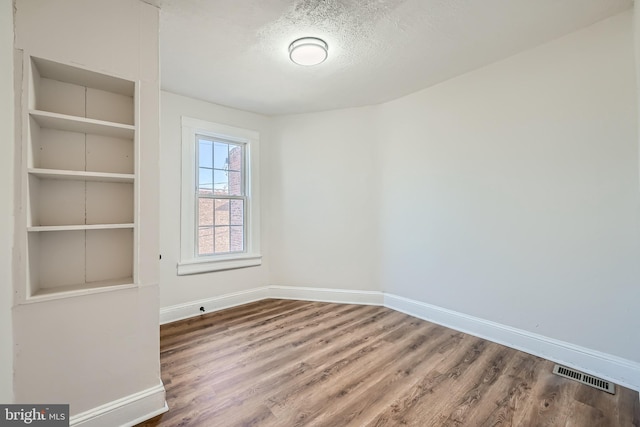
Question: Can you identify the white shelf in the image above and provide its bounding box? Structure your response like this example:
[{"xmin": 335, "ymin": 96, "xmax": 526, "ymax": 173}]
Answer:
[
  {"xmin": 28, "ymin": 168, "xmax": 134, "ymax": 183},
  {"xmin": 30, "ymin": 110, "xmax": 135, "ymax": 139},
  {"xmin": 29, "ymin": 278, "xmax": 135, "ymax": 302},
  {"xmin": 32, "ymin": 56, "xmax": 134, "ymax": 97},
  {"xmin": 28, "ymin": 223, "xmax": 134, "ymax": 232}
]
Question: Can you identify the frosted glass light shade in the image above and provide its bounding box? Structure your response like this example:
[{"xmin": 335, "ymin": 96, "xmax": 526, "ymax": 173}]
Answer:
[{"xmin": 289, "ymin": 37, "xmax": 328, "ymax": 66}]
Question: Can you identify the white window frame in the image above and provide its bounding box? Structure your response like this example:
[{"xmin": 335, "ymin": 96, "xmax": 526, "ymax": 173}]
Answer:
[{"xmin": 178, "ymin": 117, "xmax": 261, "ymax": 275}]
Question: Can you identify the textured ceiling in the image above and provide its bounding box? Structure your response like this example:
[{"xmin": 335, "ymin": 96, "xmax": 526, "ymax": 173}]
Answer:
[{"xmin": 154, "ymin": 0, "xmax": 632, "ymax": 115}]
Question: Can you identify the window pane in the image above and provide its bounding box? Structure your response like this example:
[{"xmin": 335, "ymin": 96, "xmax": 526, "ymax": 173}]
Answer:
[
  {"xmin": 198, "ymin": 168, "xmax": 213, "ymax": 193},
  {"xmin": 228, "ymin": 145, "xmax": 242, "ymax": 172},
  {"xmin": 214, "ymin": 199, "xmax": 229, "ymax": 225},
  {"xmin": 230, "ymin": 226, "xmax": 243, "ymax": 252},
  {"xmin": 198, "ymin": 226, "xmax": 214, "ymax": 255},
  {"xmin": 198, "ymin": 198, "xmax": 214, "ymax": 226},
  {"xmin": 228, "ymin": 171, "xmax": 242, "ymax": 196},
  {"xmin": 213, "ymin": 169, "xmax": 228, "ymax": 194},
  {"xmin": 215, "ymin": 226, "xmax": 230, "ymax": 253},
  {"xmin": 198, "ymin": 139, "xmax": 212, "ymax": 168},
  {"xmin": 230, "ymin": 200, "xmax": 243, "ymax": 226},
  {"xmin": 213, "ymin": 142, "xmax": 228, "ymax": 170}
]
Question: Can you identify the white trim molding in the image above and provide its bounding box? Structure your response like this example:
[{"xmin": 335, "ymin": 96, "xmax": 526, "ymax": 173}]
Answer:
[
  {"xmin": 70, "ymin": 382, "xmax": 166, "ymax": 427},
  {"xmin": 158, "ymin": 286, "xmax": 640, "ymax": 392},
  {"xmin": 383, "ymin": 293, "xmax": 640, "ymax": 392},
  {"xmin": 177, "ymin": 254, "xmax": 262, "ymax": 276},
  {"xmin": 269, "ymin": 285, "xmax": 384, "ymax": 306},
  {"xmin": 160, "ymin": 286, "xmax": 383, "ymax": 325},
  {"xmin": 160, "ymin": 287, "xmax": 270, "ymax": 324}
]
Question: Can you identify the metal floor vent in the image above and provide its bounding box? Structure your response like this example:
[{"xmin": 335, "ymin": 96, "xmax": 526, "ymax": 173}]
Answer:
[{"xmin": 552, "ymin": 364, "xmax": 615, "ymax": 394}]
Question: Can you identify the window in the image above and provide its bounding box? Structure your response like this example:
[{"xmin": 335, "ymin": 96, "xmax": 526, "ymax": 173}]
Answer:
[
  {"xmin": 197, "ymin": 138, "xmax": 245, "ymax": 255},
  {"xmin": 178, "ymin": 117, "xmax": 261, "ymax": 275}
]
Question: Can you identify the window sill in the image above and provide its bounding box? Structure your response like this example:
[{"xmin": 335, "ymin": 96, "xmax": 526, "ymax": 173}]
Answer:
[{"xmin": 177, "ymin": 254, "xmax": 262, "ymax": 276}]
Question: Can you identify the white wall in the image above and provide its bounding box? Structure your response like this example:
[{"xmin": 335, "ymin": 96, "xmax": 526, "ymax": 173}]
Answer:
[
  {"xmin": 12, "ymin": 0, "xmax": 163, "ymax": 421},
  {"xmin": 159, "ymin": 91, "xmax": 271, "ymax": 308},
  {"xmin": 378, "ymin": 11, "xmax": 640, "ymax": 362},
  {"xmin": 270, "ymin": 108, "xmax": 380, "ymax": 291},
  {"xmin": 0, "ymin": 0, "xmax": 14, "ymax": 404}
]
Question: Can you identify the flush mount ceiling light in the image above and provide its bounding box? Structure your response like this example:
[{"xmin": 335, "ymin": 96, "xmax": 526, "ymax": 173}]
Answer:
[{"xmin": 289, "ymin": 37, "xmax": 328, "ymax": 66}]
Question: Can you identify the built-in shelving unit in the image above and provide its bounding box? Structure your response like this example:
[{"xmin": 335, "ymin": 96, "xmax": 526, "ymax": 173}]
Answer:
[{"xmin": 23, "ymin": 56, "xmax": 137, "ymax": 300}]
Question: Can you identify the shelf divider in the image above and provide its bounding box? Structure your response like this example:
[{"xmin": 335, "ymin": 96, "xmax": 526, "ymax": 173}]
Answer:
[
  {"xmin": 28, "ymin": 168, "xmax": 134, "ymax": 183},
  {"xmin": 28, "ymin": 278, "xmax": 136, "ymax": 302},
  {"xmin": 30, "ymin": 109, "xmax": 135, "ymax": 139},
  {"xmin": 28, "ymin": 223, "xmax": 134, "ymax": 232}
]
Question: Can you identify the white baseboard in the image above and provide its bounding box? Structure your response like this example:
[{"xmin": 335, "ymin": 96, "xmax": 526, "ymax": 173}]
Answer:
[
  {"xmin": 70, "ymin": 383, "xmax": 167, "ymax": 427},
  {"xmin": 160, "ymin": 286, "xmax": 382, "ymax": 325},
  {"xmin": 384, "ymin": 293, "xmax": 640, "ymax": 392},
  {"xmin": 160, "ymin": 287, "xmax": 270, "ymax": 324},
  {"xmin": 269, "ymin": 285, "xmax": 384, "ymax": 306}
]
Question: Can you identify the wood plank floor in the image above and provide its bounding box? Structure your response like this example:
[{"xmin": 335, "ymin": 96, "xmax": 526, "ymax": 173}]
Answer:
[{"xmin": 137, "ymin": 299, "xmax": 640, "ymax": 427}]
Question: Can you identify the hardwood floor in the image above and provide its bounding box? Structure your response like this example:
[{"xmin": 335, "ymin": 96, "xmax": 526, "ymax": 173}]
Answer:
[{"xmin": 137, "ymin": 299, "xmax": 640, "ymax": 427}]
